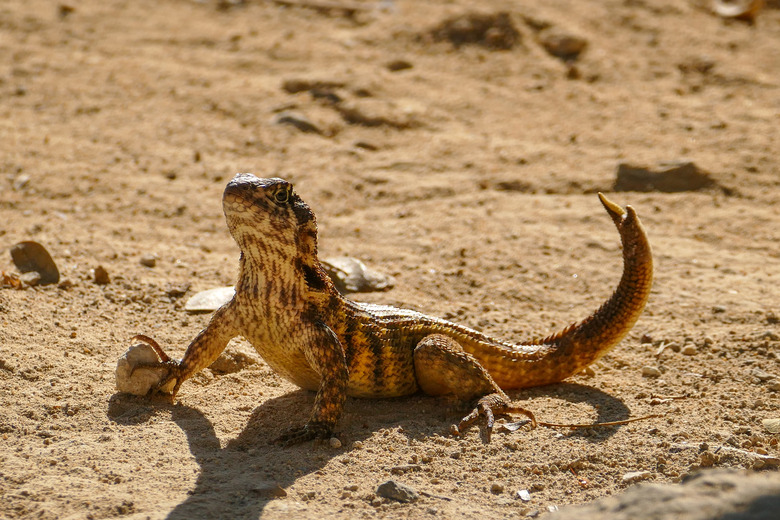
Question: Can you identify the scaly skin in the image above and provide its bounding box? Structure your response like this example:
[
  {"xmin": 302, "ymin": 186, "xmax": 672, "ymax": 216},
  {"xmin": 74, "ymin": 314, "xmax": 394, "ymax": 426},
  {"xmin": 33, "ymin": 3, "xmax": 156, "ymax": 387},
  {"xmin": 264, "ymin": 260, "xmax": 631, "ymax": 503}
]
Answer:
[{"xmin": 137, "ymin": 174, "xmax": 653, "ymax": 444}]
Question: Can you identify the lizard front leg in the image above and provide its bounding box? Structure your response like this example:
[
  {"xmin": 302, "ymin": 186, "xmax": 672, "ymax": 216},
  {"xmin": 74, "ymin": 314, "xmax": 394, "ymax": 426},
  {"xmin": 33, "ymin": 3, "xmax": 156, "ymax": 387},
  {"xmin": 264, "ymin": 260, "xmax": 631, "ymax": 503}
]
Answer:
[
  {"xmin": 413, "ymin": 334, "xmax": 536, "ymax": 441},
  {"xmin": 135, "ymin": 302, "xmax": 238, "ymax": 400},
  {"xmin": 276, "ymin": 320, "xmax": 348, "ymax": 446}
]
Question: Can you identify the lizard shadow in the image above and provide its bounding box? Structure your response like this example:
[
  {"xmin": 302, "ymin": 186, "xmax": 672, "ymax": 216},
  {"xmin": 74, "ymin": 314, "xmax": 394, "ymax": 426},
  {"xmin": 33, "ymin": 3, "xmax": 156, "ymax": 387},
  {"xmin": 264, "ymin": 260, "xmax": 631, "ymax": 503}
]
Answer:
[
  {"xmin": 105, "ymin": 381, "xmax": 629, "ymax": 518},
  {"xmin": 107, "ymin": 390, "xmax": 379, "ymax": 519}
]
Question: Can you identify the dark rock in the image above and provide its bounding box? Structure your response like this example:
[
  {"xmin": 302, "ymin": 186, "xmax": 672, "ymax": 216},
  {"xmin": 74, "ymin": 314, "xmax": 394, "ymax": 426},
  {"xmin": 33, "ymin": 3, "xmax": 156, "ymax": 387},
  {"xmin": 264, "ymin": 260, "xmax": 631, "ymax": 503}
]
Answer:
[
  {"xmin": 678, "ymin": 56, "xmax": 716, "ymax": 75},
  {"xmin": 539, "ymin": 30, "xmax": 587, "ymax": 61},
  {"xmin": 273, "ymin": 111, "xmax": 323, "ymax": 134},
  {"xmin": 139, "ymin": 255, "xmax": 157, "ymax": 268},
  {"xmin": 614, "ymin": 162, "xmax": 719, "ymax": 193},
  {"xmin": 430, "ymin": 11, "xmax": 521, "ymax": 50},
  {"xmin": 58, "ymin": 4, "xmax": 75, "ymax": 19},
  {"xmin": 281, "ymin": 78, "xmax": 345, "ymax": 94},
  {"xmin": 164, "ymin": 282, "xmax": 191, "ymax": 298},
  {"xmin": 93, "ymin": 265, "xmax": 110, "ymax": 285},
  {"xmin": 10, "ymin": 241, "xmax": 60, "ymax": 285},
  {"xmin": 387, "ymin": 59, "xmax": 413, "ymax": 72},
  {"xmin": 376, "ymin": 480, "xmax": 419, "ymax": 503}
]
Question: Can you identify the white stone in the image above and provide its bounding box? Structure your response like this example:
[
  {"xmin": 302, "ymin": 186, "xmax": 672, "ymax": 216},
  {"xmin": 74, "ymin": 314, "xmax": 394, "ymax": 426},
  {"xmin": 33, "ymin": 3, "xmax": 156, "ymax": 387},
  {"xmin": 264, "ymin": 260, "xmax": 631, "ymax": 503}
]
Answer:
[{"xmin": 115, "ymin": 343, "xmax": 174, "ymax": 395}]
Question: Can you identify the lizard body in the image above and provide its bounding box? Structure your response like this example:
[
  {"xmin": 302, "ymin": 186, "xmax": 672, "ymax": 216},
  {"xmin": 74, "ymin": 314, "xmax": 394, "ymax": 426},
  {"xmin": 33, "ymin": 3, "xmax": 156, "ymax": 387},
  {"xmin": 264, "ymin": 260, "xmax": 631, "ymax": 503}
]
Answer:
[{"xmin": 140, "ymin": 174, "xmax": 653, "ymax": 443}]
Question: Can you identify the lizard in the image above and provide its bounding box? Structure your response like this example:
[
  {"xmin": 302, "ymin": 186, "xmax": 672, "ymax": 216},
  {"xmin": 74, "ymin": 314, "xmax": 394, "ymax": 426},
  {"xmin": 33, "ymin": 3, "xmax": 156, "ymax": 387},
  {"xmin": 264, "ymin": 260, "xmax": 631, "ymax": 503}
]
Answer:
[{"xmin": 134, "ymin": 173, "xmax": 653, "ymax": 445}]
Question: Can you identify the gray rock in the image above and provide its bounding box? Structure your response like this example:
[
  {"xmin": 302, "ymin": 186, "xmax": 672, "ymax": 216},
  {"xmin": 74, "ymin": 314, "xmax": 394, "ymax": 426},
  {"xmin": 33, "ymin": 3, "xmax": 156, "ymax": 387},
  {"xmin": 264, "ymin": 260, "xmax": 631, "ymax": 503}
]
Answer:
[
  {"xmin": 322, "ymin": 257, "xmax": 395, "ymax": 294},
  {"xmin": 550, "ymin": 470, "xmax": 780, "ymax": 520},
  {"xmin": 376, "ymin": 480, "xmax": 419, "ymax": 503}
]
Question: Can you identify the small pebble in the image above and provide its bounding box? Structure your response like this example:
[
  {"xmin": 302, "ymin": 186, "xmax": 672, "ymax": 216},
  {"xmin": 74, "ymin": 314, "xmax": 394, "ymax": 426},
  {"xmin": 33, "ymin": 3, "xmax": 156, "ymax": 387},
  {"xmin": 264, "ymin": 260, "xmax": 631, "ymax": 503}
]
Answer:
[
  {"xmin": 165, "ymin": 282, "xmax": 191, "ymax": 298},
  {"xmin": 641, "ymin": 366, "xmax": 661, "ymax": 378},
  {"xmin": 621, "ymin": 471, "xmax": 652, "ymax": 484},
  {"xmin": 329, "ymin": 437, "xmax": 342, "ymax": 449},
  {"xmin": 490, "ymin": 482, "xmax": 504, "ymax": 494},
  {"xmin": 712, "ymin": 305, "xmax": 727, "ymax": 314},
  {"xmin": 761, "ymin": 418, "xmax": 780, "ymax": 433},
  {"xmin": 12, "ymin": 174, "xmax": 30, "ymax": 190},
  {"xmin": 681, "ymin": 345, "xmax": 698, "ymax": 356},
  {"xmin": 539, "ymin": 30, "xmax": 587, "ymax": 60},
  {"xmin": 387, "ymin": 59, "xmax": 413, "ymax": 72},
  {"xmin": 139, "ymin": 255, "xmax": 157, "ymax": 268},
  {"xmin": 93, "ymin": 265, "xmax": 110, "ymax": 285},
  {"xmin": 20, "ymin": 271, "xmax": 41, "ymax": 287},
  {"xmin": 751, "ymin": 368, "xmax": 774, "ymax": 382},
  {"xmin": 699, "ymin": 450, "xmax": 718, "ymax": 467},
  {"xmin": 768, "ymin": 380, "xmax": 780, "ymax": 392},
  {"xmin": 517, "ymin": 489, "xmax": 531, "ymax": 502}
]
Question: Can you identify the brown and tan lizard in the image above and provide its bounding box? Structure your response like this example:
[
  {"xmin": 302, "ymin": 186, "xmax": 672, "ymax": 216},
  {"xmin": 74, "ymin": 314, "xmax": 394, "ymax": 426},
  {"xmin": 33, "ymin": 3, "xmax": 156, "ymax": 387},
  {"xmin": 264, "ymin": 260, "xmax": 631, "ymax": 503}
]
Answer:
[{"xmin": 135, "ymin": 173, "xmax": 653, "ymax": 444}]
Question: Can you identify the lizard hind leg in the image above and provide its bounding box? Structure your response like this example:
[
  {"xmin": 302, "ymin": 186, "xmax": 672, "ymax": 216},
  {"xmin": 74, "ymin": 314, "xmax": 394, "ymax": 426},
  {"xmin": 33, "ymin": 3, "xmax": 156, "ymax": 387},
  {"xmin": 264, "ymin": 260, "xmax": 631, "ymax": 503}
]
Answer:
[{"xmin": 413, "ymin": 334, "xmax": 536, "ymax": 441}]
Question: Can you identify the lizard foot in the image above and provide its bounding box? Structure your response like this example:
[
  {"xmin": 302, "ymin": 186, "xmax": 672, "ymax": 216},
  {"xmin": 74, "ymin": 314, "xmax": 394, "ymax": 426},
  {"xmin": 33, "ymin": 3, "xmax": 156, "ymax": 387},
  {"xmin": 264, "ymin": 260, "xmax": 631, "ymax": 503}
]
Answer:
[
  {"xmin": 130, "ymin": 335, "xmax": 183, "ymax": 400},
  {"xmin": 454, "ymin": 393, "xmax": 537, "ymax": 442},
  {"xmin": 275, "ymin": 421, "xmax": 333, "ymax": 447}
]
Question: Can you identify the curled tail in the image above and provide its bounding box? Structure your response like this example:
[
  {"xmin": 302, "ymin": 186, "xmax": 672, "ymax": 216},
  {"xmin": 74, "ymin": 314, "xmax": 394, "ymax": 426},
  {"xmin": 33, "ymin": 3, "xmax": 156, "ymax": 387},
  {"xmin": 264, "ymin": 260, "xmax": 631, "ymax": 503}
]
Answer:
[{"xmin": 489, "ymin": 193, "xmax": 653, "ymax": 389}]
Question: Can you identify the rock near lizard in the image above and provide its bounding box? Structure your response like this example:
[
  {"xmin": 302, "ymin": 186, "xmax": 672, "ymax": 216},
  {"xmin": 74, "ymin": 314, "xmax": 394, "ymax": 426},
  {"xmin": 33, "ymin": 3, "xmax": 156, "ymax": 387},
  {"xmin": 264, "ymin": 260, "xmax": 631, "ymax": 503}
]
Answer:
[{"xmin": 135, "ymin": 173, "xmax": 653, "ymax": 444}]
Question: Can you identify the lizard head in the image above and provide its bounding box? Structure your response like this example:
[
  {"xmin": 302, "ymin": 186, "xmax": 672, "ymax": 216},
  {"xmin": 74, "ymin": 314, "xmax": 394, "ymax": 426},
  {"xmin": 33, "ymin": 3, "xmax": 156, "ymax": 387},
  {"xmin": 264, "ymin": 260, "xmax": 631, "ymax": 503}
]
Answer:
[{"xmin": 222, "ymin": 173, "xmax": 318, "ymax": 261}]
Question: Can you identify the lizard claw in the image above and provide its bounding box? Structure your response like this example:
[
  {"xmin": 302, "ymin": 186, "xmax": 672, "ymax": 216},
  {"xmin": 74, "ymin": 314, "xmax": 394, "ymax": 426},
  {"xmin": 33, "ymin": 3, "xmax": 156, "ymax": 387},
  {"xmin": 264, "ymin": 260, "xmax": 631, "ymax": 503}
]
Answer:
[
  {"xmin": 275, "ymin": 421, "xmax": 333, "ymax": 447},
  {"xmin": 453, "ymin": 393, "xmax": 537, "ymax": 442}
]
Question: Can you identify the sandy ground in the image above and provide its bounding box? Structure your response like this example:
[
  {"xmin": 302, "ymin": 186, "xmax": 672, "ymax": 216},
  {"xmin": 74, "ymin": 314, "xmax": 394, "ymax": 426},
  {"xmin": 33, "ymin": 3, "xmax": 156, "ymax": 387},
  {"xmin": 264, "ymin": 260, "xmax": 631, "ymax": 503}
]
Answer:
[{"xmin": 1, "ymin": 0, "xmax": 779, "ymax": 518}]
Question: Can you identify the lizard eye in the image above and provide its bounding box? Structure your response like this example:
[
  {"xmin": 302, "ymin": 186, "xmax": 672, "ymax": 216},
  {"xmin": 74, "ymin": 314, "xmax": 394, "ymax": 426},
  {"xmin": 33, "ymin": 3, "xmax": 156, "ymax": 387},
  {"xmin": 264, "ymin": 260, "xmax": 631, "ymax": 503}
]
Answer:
[{"xmin": 273, "ymin": 186, "xmax": 290, "ymax": 205}]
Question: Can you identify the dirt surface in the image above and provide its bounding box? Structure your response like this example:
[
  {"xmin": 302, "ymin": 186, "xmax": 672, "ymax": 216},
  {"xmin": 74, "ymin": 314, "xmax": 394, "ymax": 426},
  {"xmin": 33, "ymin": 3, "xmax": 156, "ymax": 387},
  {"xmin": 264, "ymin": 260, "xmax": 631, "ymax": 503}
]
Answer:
[{"xmin": 1, "ymin": 1, "xmax": 779, "ymax": 519}]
